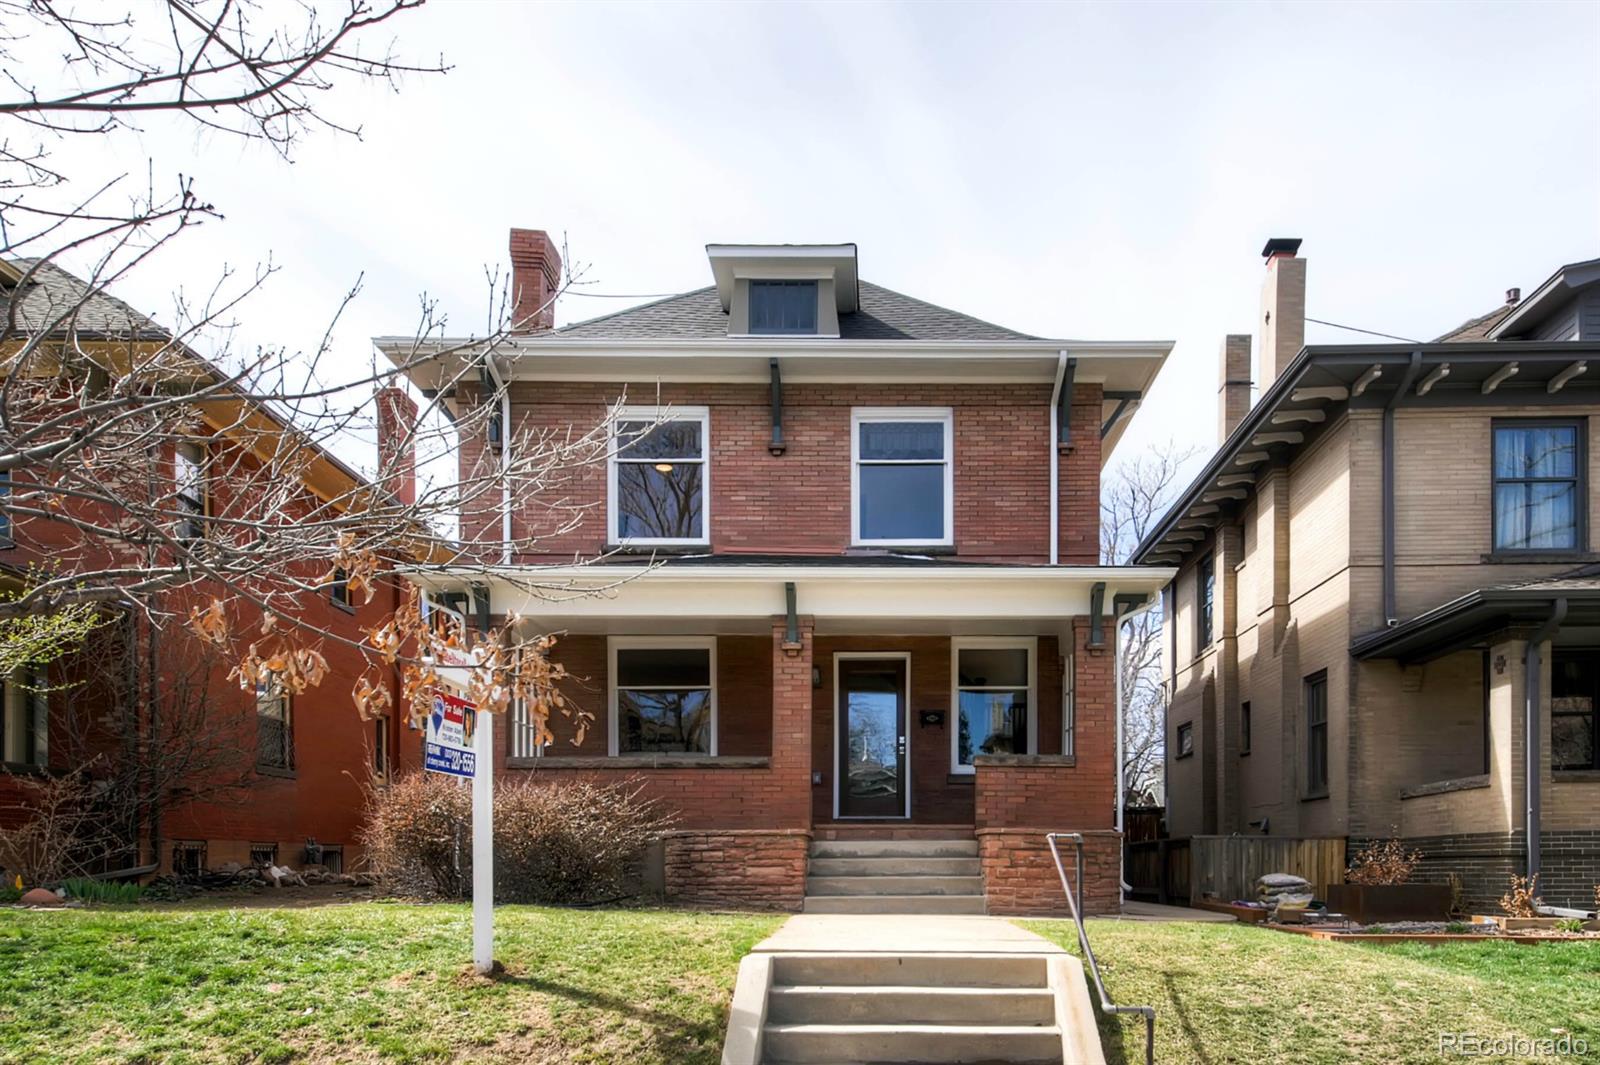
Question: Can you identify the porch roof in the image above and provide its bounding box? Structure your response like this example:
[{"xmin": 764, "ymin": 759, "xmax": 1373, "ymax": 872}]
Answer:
[
  {"xmin": 404, "ymin": 560, "xmax": 1172, "ymax": 635},
  {"xmin": 1351, "ymin": 569, "xmax": 1600, "ymax": 662}
]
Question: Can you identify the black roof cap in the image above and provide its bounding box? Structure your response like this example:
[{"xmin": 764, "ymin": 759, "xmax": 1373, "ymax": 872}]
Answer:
[{"xmin": 1261, "ymin": 238, "xmax": 1303, "ymax": 259}]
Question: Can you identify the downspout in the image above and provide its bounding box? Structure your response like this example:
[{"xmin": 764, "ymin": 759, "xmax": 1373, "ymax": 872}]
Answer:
[
  {"xmin": 1049, "ymin": 352, "xmax": 1068, "ymax": 566},
  {"xmin": 484, "ymin": 355, "xmax": 513, "ymax": 565},
  {"xmin": 1526, "ymin": 597, "xmax": 1566, "ymax": 882},
  {"xmin": 1382, "ymin": 352, "xmax": 1422, "ymax": 625},
  {"xmin": 1114, "ymin": 593, "xmax": 1158, "ymax": 897}
]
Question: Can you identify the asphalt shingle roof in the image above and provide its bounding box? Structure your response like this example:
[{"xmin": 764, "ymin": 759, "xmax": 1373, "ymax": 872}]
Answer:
[
  {"xmin": 2, "ymin": 258, "xmax": 168, "ymax": 339},
  {"xmin": 1433, "ymin": 302, "xmax": 1517, "ymax": 342},
  {"xmin": 550, "ymin": 280, "xmax": 1037, "ymax": 341}
]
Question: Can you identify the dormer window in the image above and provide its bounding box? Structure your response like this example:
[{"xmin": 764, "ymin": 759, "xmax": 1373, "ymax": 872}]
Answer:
[{"xmin": 749, "ymin": 281, "xmax": 818, "ymax": 335}]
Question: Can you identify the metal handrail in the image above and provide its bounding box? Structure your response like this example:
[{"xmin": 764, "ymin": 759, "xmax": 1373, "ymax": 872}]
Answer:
[{"xmin": 1046, "ymin": 831, "xmax": 1156, "ymax": 1065}]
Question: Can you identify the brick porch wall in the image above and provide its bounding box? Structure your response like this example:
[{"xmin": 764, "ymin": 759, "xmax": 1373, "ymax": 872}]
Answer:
[
  {"xmin": 977, "ymin": 828, "xmax": 1122, "ymax": 917},
  {"xmin": 663, "ymin": 829, "xmax": 810, "ymax": 910}
]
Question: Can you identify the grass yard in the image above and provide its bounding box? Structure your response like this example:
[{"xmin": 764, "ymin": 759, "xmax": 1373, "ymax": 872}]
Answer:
[
  {"xmin": 1023, "ymin": 918, "xmax": 1600, "ymax": 1064},
  {"xmin": 0, "ymin": 902, "xmax": 781, "ymax": 1064}
]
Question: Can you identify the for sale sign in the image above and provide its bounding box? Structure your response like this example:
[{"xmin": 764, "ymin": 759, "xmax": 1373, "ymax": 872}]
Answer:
[{"xmin": 425, "ymin": 691, "xmax": 478, "ymax": 778}]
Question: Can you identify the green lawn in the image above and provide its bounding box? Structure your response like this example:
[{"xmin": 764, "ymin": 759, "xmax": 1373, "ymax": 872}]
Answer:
[
  {"xmin": 1023, "ymin": 918, "xmax": 1600, "ymax": 1064},
  {"xmin": 0, "ymin": 903, "xmax": 781, "ymax": 1064}
]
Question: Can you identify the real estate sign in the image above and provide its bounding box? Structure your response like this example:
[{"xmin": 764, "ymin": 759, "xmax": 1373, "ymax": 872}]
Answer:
[{"xmin": 425, "ymin": 691, "xmax": 478, "ymax": 778}]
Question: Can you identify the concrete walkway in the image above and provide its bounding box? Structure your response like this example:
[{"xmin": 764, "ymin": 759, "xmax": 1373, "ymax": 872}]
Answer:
[{"xmin": 754, "ymin": 913, "xmax": 1069, "ymax": 955}]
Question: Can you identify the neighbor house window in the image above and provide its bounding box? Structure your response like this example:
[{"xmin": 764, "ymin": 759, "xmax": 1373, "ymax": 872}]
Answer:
[
  {"xmin": 175, "ymin": 442, "xmax": 207, "ymax": 541},
  {"xmin": 373, "ymin": 716, "xmax": 390, "ymax": 779},
  {"xmin": 1240, "ymin": 701, "xmax": 1251, "ymax": 756},
  {"xmin": 256, "ymin": 679, "xmax": 294, "ymax": 772},
  {"xmin": 1175, "ymin": 721, "xmax": 1194, "ymax": 759},
  {"xmin": 609, "ymin": 406, "xmax": 710, "ymax": 545},
  {"xmin": 852, "ymin": 408, "xmax": 953, "ymax": 546},
  {"xmin": 1492, "ymin": 422, "xmax": 1582, "ymax": 552},
  {"xmin": 249, "ymin": 843, "xmax": 278, "ymax": 867},
  {"xmin": 1196, "ymin": 554, "xmax": 1215, "ymax": 651},
  {"xmin": 2, "ymin": 669, "xmax": 48, "ymax": 767},
  {"xmin": 609, "ymin": 639, "xmax": 715, "ymax": 755},
  {"xmin": 1305, "ymin": 671, "xmax": 1328, "ymax": 795},
  {"xmin": 172, "ymin": 841, "xmax": 206, "ymax": 877},
  {"xmin": 330, "ymin": 567, "xmax": 352, "ymax": 610},
  {"xmin": 1552, "ymin": 649, "xmax": 1598, "ymax": 771},
  {"xmin": 952, "ymin": 639, "xmax": 1035, "ymax": 773},
  {"xmin": 748, "ymin": 280, "xmax": 818, "ymax": 335},
  {"xmin": 0, "ymin": 470, "xmax": 12, "ymax": 546}
]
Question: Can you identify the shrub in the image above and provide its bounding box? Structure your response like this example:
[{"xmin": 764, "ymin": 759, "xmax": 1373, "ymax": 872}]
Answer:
[
  {"xmin": 1444, "ymin": 921, "xmax": 1470, "ymax": 934},
  {"xmin": 1555, "ymin": 918, "xmax": 1585, "ymax": 934},
  {"xmin": 363, "ymin": 773, "xmax": 674, "ymax": 904},
  {"xmin": 1346, "ymin": 838, "xmax": 1422, "ymax": 886},
  {"xmin": 60, "ymin": 877, "xmax": 144, "ymax": 904},
  {"xmin": 1499, "ymin": 874, "xmax": 1542, "ymax": 918}
]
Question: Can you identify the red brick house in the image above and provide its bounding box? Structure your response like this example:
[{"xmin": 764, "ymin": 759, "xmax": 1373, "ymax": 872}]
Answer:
[
  {"xmin": 0, "ymin": 258, "xmax": 407, "ymax": 877},
  {"xmin": 377, "ymin": 234, "xmax": 1173, "ymax": 913}
]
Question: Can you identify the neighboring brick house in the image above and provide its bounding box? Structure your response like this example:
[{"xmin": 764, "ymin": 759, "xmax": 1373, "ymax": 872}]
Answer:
[
  {"xmin": 0, "ymin": 259, "xmax": 407, "ymax": 876},
  {"xmin": 1139, "ymin": 242, "xmax": 1600, "ymax": 910},
  {"xmin": 377, "ymin": 233, "xmax": 1173, "ymax": 913}
]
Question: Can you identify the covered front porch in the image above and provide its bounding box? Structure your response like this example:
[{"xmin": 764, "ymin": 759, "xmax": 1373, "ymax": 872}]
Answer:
[{"xmin": 417, "ymin": 559, "xmax": 1165, "ymax": 912}]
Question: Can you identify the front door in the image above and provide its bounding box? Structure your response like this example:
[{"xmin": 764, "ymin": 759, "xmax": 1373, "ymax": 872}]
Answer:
[{"xmin": 837, "ymin": 657, "xmax": 908, "ymax": 818}]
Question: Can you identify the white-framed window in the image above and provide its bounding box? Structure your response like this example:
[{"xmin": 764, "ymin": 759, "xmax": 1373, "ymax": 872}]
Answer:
[
  {"xmin": 510, "ymin": 696, "xmax": 545, "ymax": 759},
  {"xmin": 950, "ymin": 637, "xmax": 1036, "ymax": 773},
  {"xmin": 608, "ymin": 636, "xmax": 716, "ymax": 755},
  {"xmin": 175, "ymin": 442, "xmax": 207, "ymax": 541},
  {"xmin": 851, "ymin": 408, "xmax": 953, "ymax": 547},
  {"xmin": 1062, "ymin": 652, "xmax": 1075, "ymax": 758},
  {"xmin": 608, "ymin": 406, "xmax": 711, "ymax": 546}
]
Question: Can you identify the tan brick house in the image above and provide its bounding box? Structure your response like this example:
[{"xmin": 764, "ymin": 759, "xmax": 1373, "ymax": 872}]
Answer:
[
  {"xmin": 376, "ymin": 233, "xmax": 1172, "ymax": 914},
  {"xmin": 1140, "ymin": 242, "xmax": 1600, "ymax": 910}
]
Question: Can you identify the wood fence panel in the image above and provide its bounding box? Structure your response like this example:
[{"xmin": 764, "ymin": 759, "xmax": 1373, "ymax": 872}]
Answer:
[{"xmin": 1187, "ymin": 836, "xmax": 1345, "ymax": 903}]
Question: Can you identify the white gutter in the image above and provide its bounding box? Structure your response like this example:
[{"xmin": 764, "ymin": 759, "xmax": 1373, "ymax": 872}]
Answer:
[
  {"xmin": 1115, "ymin": 594, "xmax": 1159, "ymax": 899},
  {"xmin": 1049, "ymin": 351, "xmax": 1068, "ymax": 566},
  {"xmin": 484, "ymin": 354, "xmax": 513, "ymax": 564}
]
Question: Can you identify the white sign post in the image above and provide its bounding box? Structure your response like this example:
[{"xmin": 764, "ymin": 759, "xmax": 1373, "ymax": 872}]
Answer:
[{"xmin": 424, "ymin": 686, "xmax": 495, "ymax": 975}]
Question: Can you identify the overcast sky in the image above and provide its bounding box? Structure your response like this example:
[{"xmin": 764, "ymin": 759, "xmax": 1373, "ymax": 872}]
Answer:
[{"xmin": 44, "ymin": 0, "xmax": 1600, "ymax": 481}]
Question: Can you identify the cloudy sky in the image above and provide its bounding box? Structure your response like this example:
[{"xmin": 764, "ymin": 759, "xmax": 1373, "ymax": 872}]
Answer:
[{"xmin": 32, "ymin": 0, "xmax": 1600, "ymax": 480}]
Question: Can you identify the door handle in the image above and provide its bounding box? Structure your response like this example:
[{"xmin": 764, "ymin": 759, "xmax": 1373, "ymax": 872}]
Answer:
[{"xmin": 896, "ymin": 736, "xmax": 906, "ymax": 757}]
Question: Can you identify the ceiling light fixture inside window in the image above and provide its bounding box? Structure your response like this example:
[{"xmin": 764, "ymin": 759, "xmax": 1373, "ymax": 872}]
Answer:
[{"xmin": 653, "ymin": 463, "xmax": 674, "ymax": 473}]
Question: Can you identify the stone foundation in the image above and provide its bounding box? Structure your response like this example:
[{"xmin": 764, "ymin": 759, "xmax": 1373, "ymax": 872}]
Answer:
[
  {"xmin": 977, "ymin": 828, "xmax": 1122, "ymax": 917},
  {"xmin": 662, "ymin": 829, "xmax": 810, "ymax": 911}
]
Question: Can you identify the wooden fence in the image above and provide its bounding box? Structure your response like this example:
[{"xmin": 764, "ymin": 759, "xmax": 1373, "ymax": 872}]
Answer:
[{"xmin": 1126, "ymin": 835, "xmax": 1345, "ymax": 906}]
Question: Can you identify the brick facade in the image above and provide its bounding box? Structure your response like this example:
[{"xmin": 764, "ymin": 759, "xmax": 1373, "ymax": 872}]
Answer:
[
  {"xmin": 662, "ymin": 830, "xmax": 810, "ymax": 910},
  {"xmin": 977, "ymin": 829, "xmax": 1122, "ymax": 917}
]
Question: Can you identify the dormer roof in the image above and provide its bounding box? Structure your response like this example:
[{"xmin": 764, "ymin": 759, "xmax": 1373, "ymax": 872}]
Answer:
[{"xmin": 705, "ymin": 243, "xmax": 859, "ymax": 313}]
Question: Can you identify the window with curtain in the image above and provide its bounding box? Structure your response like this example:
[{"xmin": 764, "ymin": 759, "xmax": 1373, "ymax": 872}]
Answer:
[
  {"xmin": 953, "ymin": 643, "xmax": 1031, "ymax": 771},
  {"xmin": 748, "ymin": 280, "xmax": 818, "ymax": 335},
  {"xmin": 853, "ymin": 410, "xmax": 952, "ymax": 545},
  {"xmin": 1492, "ymin": 423, "xmax": 1581, "ymax": 551},
  {"xmin": 613, "ymin": 644, "xmax": 713, "ymax": 754},
  {"xmin": 610, "ymin": 410, "xmax": 708, "ymax": 543},
  {"xmin": 1305, "ymin": 671, "xmax": 1329, "ymax": 794}
]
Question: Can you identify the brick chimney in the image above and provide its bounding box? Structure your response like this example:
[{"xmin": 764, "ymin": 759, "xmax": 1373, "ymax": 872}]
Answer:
[
  {"xmin": 1258, "ymin": 238, "xmax": 1305, "ymax": 393},
  {"xmin": 376, "ymin": 385, "xmax": 418, "ymax": 506},
  {"xmin": 508, "ymin": 228, "xmax": 562, "ymax": 332},
  {"xmin": 1217, "ymin": 334, "xmax": 1253, "ymax": 443}
]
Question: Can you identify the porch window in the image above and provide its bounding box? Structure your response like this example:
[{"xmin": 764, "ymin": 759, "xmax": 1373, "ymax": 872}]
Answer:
[
  {"xmin": 951, "ymin": 639, "xmax": 1034, "ymax": 772},
  {"xmin": 852, "ymin": 408, "xmax": 953, "ymax": 546},
  {"xmin": 609, "ymin": 407, "xmax": 710, "ymax": 545},
  {"xmin": 1492, "ymin": 422, "xmax": 1582, "ymax": 552},
  {"xmin": 1305, "ymin": 671, "xmax": 1328, "ymax": 795},
  {"xmin": 1552, "ymin": 648, "xmax": 1598, "ymax": 771},
  {"xmin": 610, "ymin": 639, "xmax": 716, "ymax": 755}
]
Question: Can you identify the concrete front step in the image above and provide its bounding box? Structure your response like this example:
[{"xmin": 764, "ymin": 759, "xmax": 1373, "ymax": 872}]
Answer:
[
  {"xmin": 802, "ymin": 893, "xmax": 988, "ymax": 914},
  {"xmin": 762, "ymin": 1022, "xmax": 1062, "ymax": 1064},
  {"xmin": 810, "ymin": 838, "xmax": 979, "ymax": 859},
  {"xmin": 807, "ymin": 874, "xmax": 984, "ymax": 897},
  {"xmin": 772, "ymin": 952, "xmax": 1048, "ymax": 989},
  {"xmin": 807, "ymin": 856, "xmax": 981, "ymax": 877},
  {"xmin": 768, "ymin": 984, "xmax": 1056, "ymax": 1026},
  {"xmin": 811, "ymin": 824, "xmax": 976, "ymax": 841}
]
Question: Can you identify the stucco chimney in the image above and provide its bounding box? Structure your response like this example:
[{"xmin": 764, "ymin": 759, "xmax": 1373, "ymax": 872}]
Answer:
[
  {"xmin": 376, "ymin": 385, "xmax": 418, "ymax": 506},
  {"xmin": 508, "ymin": 228, "xmax": 562, "ymax": 332},
  {"xmin": 1218, "ymin": 334, "xmax": 1253, "ymax": 443},
  {"xmin": 1258, "ymin": 238, "xmax": 1305, "ymax": 393}
]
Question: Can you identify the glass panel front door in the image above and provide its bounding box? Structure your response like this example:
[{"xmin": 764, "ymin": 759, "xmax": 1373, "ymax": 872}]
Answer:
[{"xmin": 837, "ymin": 658, "xmax": 908, "ymax": 818}]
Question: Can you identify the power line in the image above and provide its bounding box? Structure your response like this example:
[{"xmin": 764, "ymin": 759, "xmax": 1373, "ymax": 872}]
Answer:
[
  {"xmin": 565, "ymin": 290, "xmax": 686, "ymax": 299},
  {"xmin": 1305, "ymin": 316, "xmax": 1419, "ymax": 344}
]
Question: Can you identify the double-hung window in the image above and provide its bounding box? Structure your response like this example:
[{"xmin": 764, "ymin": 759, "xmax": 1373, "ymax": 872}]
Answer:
[
  {"xmin": 1492, "ymin": 421, "xmax": 1583, "ymax": 552},
  {"xmin": 610, "ymin": 638, "xmax": 716, "ymax": 755},
  {"xmin": 1175, "ymin": 721, "xmax": 1194, "ymax": 759},
  {"xmin": 175, "ymin": 442, "xmax": 207, "ymax": 541},
  {"xmin": 256, "ymin": 679, "xmax": 294, "ymax": 772},
  {"xmin": 2, "ymin": 669, "xmax": 48, "ymax": 767},
  {"xmin": 1196, "ymin": 554, "xmax": 1215, "ymax": 651},
  {"xmin": 609, "ymin": 406, "xmax": 710, "ymax": 545},
  {"xmin": 1552, "ymin": 649, "xmax": 1598, "ymax": 771},
  {"xmin": 952, "ymin": 639, "xmax": 1035, "ymax": 772},
  {"xmin": 852, "ymin": 408, "xmax": 953, "ymax": 546},
  {"xmin": 748, "ymin": 280, "xmax": 818, "ymax": 335},
  {"xmin": 1305, "ymin": 671, "xmax": 1328, "ymax": 795}
]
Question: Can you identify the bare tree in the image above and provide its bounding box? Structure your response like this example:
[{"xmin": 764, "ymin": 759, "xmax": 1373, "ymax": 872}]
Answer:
[{"xmin": 1102, "ymin": 441, "xmax": 1197, "ymax": 805}]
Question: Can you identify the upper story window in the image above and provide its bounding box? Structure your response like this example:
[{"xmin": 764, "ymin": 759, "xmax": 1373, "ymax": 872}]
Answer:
[
  {"xmin": 851, "ymin": 408, "xmax": 953, "ymax": 546},
  {"xmin": 175, "ymin": 442, "xmax": 207, "ymax": 541},
  {"xmin": 1196, "ymin": 553, "xmax": 1215, "ymax": 651},
  {"xmin": 609, "ymin": 407, "xmax": 710, "ymax": 546},
  {"xmin": 256, "ymin": 679, "xmax": 294, "ymax": 772},
  {"xmin": 1492, "ymin": 421, "xmax": 1583, "ymax": 552},
  {"xmin": 610, "ymin": 638, "xmax": 715, "ymax": 755},
  {"xmin": 748, "ymin": 280, "xmax": 818, "ymax": 335}
]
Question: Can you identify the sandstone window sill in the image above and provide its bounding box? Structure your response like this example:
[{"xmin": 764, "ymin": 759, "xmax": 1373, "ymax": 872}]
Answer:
[
  {"xmin": 508, "ymin": 755, "xmax": 770, "ymax": 770},
  {"xmin": 1400, "ymin": 774, "xmax": 1490, "ymax": 800},
  {"xmin": 1553, "ymin": 770, "xmax": 1600, "ymax": 783},
  {"xmin": 972, "ymin": 754, "xmax": 1077, "ymax": 768}
]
